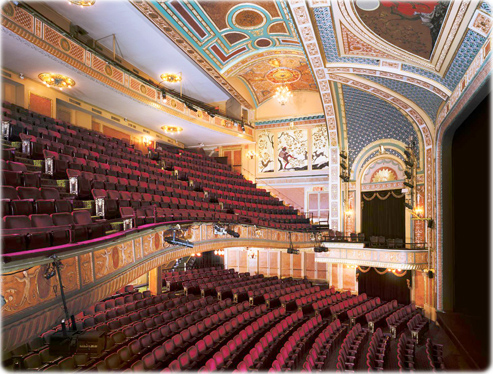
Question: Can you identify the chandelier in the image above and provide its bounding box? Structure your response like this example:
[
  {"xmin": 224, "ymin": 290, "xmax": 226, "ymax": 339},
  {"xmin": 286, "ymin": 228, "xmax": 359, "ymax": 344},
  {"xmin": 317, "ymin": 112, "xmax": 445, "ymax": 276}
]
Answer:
[
  {"xmin": 274, "ymin": 83, "xmax": 292, "ymax": 106},
  {"xmin": 68, "ymin": 0, "xmax": 96, "ymax": 6},
  {"xmin": 161, "ymin": 125, "xmax": 183, "ymax": 134},
  {"xmin": 38, "ymin": 73, "xmax": 75, "ymax": 90},
  {"xmin": 160, "ymin": 73, "xmax": 182, "ymax": 83}
]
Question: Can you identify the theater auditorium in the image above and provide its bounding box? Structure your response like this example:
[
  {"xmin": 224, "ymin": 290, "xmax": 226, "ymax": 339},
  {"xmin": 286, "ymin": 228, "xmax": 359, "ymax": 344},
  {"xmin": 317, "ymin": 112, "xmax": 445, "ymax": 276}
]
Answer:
[{"xmin": 0, "ymin": 0, "xmax": 490, "ymax": 371}]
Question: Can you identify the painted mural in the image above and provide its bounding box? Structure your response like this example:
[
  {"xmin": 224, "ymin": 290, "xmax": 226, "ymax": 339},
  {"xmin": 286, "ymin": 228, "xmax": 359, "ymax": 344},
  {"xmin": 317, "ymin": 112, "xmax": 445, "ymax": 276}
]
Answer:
[
  {"xmin": 277, "ymin": 129, "xmax": 308, "ymax": 171},
  {"xmin": 258, "ymin": 131, "xmax": 275, "ymax": 173},
  {"xmin": 355, "ymin": 1, "xmax": 450, "ymax": 59},
  {"xmin": 312, "ymin": 125, "xmax": 329, "ymax": 170},
  {"xmin": 237, "ymin": 55, "xmax": 318, "ymax": 105}
]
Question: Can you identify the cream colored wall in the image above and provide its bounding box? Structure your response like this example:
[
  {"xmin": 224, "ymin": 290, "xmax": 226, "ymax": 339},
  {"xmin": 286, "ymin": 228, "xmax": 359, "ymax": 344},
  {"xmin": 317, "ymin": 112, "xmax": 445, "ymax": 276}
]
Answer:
[
  {"xmin": 1, "ymin": 71, "xmax": 183, "ymax": 147},
  {"xmin": 227, "ymin": 77, "xmax": 256, "ymax": 109},
  {"xmin": 255, "ymin": 91, "xmax": 323, "ymax": 121}
]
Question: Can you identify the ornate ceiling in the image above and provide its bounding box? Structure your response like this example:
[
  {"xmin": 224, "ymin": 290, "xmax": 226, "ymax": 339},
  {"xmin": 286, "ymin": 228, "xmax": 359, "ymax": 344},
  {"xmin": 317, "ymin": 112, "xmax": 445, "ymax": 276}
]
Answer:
[{"xmin": 132, "ymin": 0, "xmax": 319, "ymax": 107}]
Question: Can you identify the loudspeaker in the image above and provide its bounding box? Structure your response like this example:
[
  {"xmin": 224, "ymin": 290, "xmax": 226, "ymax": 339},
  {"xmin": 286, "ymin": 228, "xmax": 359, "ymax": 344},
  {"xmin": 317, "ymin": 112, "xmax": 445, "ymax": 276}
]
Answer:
[{"xmin": 427, "ymin": 270, "xmax": 434, "ymax": 279}]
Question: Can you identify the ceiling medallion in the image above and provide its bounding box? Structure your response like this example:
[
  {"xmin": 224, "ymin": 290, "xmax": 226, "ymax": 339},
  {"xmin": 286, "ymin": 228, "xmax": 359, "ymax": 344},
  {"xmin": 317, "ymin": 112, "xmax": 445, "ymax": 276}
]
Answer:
[
  {"xmin": 266, "ymin": 67, "xmax": 301, "ymax": 84},
  {"xmin": 160, "ymin": 73, "xmax": 182, "ymax": 83},
  {"xmin": 232, "ymin": 8, "xmax": 267, "ymax": 30},
  {"xmin": 68, "ymin": 0, "xmax": 96, "ymax": 7},
  {"xmin": 161, "ymin": 125, "xmax": 183, "ymax": 134},
  {"xmin": 38, "ymin": 73, "xmax": 75, "ymax": 90}
]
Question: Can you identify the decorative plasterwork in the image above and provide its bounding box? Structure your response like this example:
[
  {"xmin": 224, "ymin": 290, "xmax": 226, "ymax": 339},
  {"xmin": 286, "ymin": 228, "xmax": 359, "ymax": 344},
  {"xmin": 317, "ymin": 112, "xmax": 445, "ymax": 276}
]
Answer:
[
  {"xmin": 1, "ymin": 222, "xmax": 312, "ymax": 351},
  {"xmin": 315, "ymin": 248, "xmax": 428, "ymax": 270},
  {"xmin": 329, "ymin": 73, "xmax": 434, "ymax": 148},
  {"xmin": 255, "ymin": 114, "xmax": 325, "ymax": 129},
  {"xmin": 326, "ymin": 66, "xmax": 450, "ymax": 99},
  {"xmin": 1, "ymin": 4, "xmax": 253, "ymax": 139},
  {"xmin": 362, "ymin": 158, "xmax": 405, "ymax": 184},
  {"xmin": 330, "ymin": 0, "xmax": 478, "ymax": 76},
  {"xmin": 289, "ymin": 0, "xmax": 341, "ymax": 231},
  {"xmin": 130, "ymin": 0, "xmax": 253, "ymax": 108}
]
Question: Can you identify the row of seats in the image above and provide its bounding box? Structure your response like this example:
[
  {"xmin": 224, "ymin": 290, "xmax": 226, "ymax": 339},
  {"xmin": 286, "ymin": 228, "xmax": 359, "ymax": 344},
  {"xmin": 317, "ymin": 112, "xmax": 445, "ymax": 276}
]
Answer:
[
  {"xmin": 2, "ymin": 210, "xmax": 105, "ymax": 253},
  {"xmin": 160, "ymin": 304, "xmax": 279, "ymax": 372},
  {"xmin": 301, "ymin": 319, "xmax": 347, "ymax": 371},
  {"xmin": 407, "ymin": 314, "xmax": 429, "ymax": 345},
  {"xmin": 386, "ymin": 304, "xmax": 420, "ymax": 338},
  {"xmin": 336, "ymin": 323, "xmax": 369, "ymax": 371},
  {"xmin": 366, "ymin": 327, "xmax": 391, "ymax": 371},
  {"xmin": 425, "ymin": 338, "xmax": 445, "ymax": 371},
  {"xmin": 2, "ymin": 186, "xmax": 72, "ymax": 217},
  {"xmin": 365, "ymin": 300, "xmax": 400, "ymax": 332},
  {"xmin": 1, "ymin": 160, "xmax": 41, "ymax": 187},
  {"xmin": 329, "ymin": 293, "xmax": 370, "ymax": 321},
  {"xmin": 235, "ymin": 310, "xmax": 304, "ymax": 372},
  {"xmin": 397, "ymin": 333, "xmax": 416, "ymax": 371},
  {"xmin": 347, "ymin": 297, "xmax": 382, "ymax": 326}
]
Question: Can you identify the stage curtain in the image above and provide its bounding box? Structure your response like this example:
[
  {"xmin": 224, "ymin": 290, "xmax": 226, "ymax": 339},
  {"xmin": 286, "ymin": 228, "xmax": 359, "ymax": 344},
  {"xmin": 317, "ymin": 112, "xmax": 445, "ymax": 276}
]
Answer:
[
  {"xmin": 361, "ymin": 189, "xmax": 405, "ymax": 239},
  {"xmin": 357, "ymin": 267, "xmax": 411, "ymax": 304}
]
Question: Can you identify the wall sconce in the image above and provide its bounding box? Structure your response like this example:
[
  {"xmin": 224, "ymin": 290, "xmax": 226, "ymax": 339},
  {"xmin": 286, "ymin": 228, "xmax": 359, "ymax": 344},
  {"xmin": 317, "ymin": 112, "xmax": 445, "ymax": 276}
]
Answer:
[
  {"xmin": 214, "ymin": 249, "xmax": 225, "ymax": 256},
  {"xmin": 247, "ymin": 248, "xmax": 257, "ymax": 260},
  {"xmin": 246, "ymin": 150, "xmax": 257, "ymax": 159},
  {"xmin": 143, "ymin": 136, "xmax": 152, "ymax": 147},
  {"xmin": 345, "ymin": 209, "xmax": 354, "ymax": 216}
]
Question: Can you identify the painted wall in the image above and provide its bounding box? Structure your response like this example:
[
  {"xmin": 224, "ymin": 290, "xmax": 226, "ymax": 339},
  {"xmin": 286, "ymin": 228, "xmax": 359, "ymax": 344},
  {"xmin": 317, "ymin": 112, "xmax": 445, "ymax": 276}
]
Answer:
[
  {"xmin": 255, "ymin": 91, "xmax": 323, "ymax": 121},
  {"xmin": 1, "ymin": 71, "xmax": 183, "ymax": 148}
]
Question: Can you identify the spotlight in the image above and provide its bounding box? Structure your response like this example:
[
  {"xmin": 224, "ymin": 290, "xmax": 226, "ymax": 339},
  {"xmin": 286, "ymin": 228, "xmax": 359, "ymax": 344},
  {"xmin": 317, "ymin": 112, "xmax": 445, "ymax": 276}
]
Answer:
[
  {"xmin": 164, "ymin": 229, "xmax": 193, "ymax": 248},
  {"xmin": 404, "ymin": 181, "xmax": 414, "ymax": 189},
  {"xmin": 314, "ymin": 246, "xmax": 328, "ymax": 253},
  {"xmin": 404, "ymin": 170, "xmax": 412, "ymax": 179},
  {"xmin": 287, "ymin": 247, "xmax": 300, "ymax": 254},
  {"xmin": 404, "ymin": 150, "xmax": 411, "ymax": 158},
  {"xmin": 405, "ymin": 160, "xmax": 414, "ymax": 168},
  {"xmin": 404, "ymin": 202, "xmax": 413, "ymax": 210},
  {"xmin": 340, "ymin": 161, "xmax": 347, "ymax": 170},
  {"xmin": 214, "ymin": 224, "xmax": 240, "ymax": 238},
  {"xmin": 339, "ymin": 151, "xmax": 347, "ymax": 159}
]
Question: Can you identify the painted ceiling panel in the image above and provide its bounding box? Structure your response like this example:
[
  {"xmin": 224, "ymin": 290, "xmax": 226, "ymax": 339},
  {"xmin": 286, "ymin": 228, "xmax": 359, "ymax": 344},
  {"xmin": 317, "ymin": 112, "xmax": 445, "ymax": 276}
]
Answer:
[
  {"xmin": 480, "ymin": 0, "xmax": 491, "ymax": 15},
  {"xmin": 354, "ymin": 1, "xmax": 450, "ymax": 59},
  {"xmin": 152, "ymin": 0, "xmax": 301, "ymax": 71},
  {"xmin": 361, "ymin": 75, "xmax": 444, "ymax": 123},
  {"xmin": 342, "ymin": 85, "xmax": 419, "ymax": 169},
  {"xmin": 238, "ymin": 55, "xmax": 317, "ymax": 105},
  {"xmin": 312, "ymin": 6, "xmax": 380, "ymax": 65},
  {"xmin": 402, "ymin": 29, "xmax": 486, "ymax": 90}
]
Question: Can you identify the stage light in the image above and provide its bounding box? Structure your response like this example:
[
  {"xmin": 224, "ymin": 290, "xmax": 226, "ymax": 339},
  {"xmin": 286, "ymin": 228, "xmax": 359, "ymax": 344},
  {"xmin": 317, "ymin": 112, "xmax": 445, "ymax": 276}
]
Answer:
[
  {"xmin": 405, "ymin": 170, "xmax": 412, "ymax": 179},
  {"xmin": 404, "ymin": 202, "xmax": 413, "ymax": 210},
  {"xmin": 404, "ymin": 181, "xmax": 414, "ymax": 189},
  {"xmin": 405, "ymin": 160, "xmax": 414, "ymax": 168},
  {"xmin": 339, "ymin": 151, "xmax": 347, "ymax": 159},
  {"xmin": 164, "ymin": 229, "xmax": 193, "ymax": 248},
  {"xmin": 314, "ymin": 246, "xmax": 328, "ymax": 253},
  {"xmin": 214, "ymin": 224, "xmax": 240, "ymax": 238},
  {"xmin": 404, "ymin": 150, "xmax": 411, "ymax": 158}
]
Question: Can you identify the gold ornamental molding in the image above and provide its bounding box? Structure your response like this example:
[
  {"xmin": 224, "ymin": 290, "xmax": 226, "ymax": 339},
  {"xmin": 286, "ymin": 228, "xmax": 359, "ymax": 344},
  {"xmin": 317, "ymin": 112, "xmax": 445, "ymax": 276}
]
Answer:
[
  {"xmin": 0, "ymin": 222, "xmax": 310, "ymax": 351},
  {"xmin": 315, "ymin": 247, "xmax": 428, "ymax": 270},
  {"xmin": 1, "ymin": 4, "xmax": 253, "ymax": 140}
]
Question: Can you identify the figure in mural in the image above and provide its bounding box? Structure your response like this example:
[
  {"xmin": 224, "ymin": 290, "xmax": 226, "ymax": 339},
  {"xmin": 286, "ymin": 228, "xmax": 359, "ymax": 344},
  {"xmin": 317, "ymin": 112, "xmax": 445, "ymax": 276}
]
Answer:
[
  {"xmin": 356, "ymin": 0, "xmax": 449, "ymax": 59},
  {"xmin": 278, "ymin": 147, "xmax": 296, "ymax": 170},
  {"xmin": 260, "ymin": 152, "xmax": 273, "ymax": 173}
]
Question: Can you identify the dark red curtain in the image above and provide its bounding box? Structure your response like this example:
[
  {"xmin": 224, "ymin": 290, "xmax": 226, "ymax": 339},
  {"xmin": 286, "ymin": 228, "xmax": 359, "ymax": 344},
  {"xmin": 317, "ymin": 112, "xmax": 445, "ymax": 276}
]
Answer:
[
  {"xmin": 357, "ymin": 267, "xmax": 411, "ymax": 305},
  {"xmin": 361, "ymin": 189, "xmax": 405, "ymax": 239}
]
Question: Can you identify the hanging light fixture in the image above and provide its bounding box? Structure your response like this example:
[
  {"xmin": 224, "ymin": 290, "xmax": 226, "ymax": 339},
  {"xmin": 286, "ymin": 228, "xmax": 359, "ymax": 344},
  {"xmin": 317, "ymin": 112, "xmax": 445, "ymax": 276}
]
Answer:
[
  {"xmin": 38, "ymin": 73, "xmax": 75, "ymax": 90},
  {"xmin": 274, "ymin": 82, "xmax": 292, "ymax": 106},
  {"xmin": 68, "ymin": 0, "xmax": 96, "ymax": 7},
  {"xmin": 160, "ymin": 73, "xmax": 182, "ymax": 84},
  {"xmin": 161, "ymin": 125, "xmax": 183, "ymax": 134}
]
